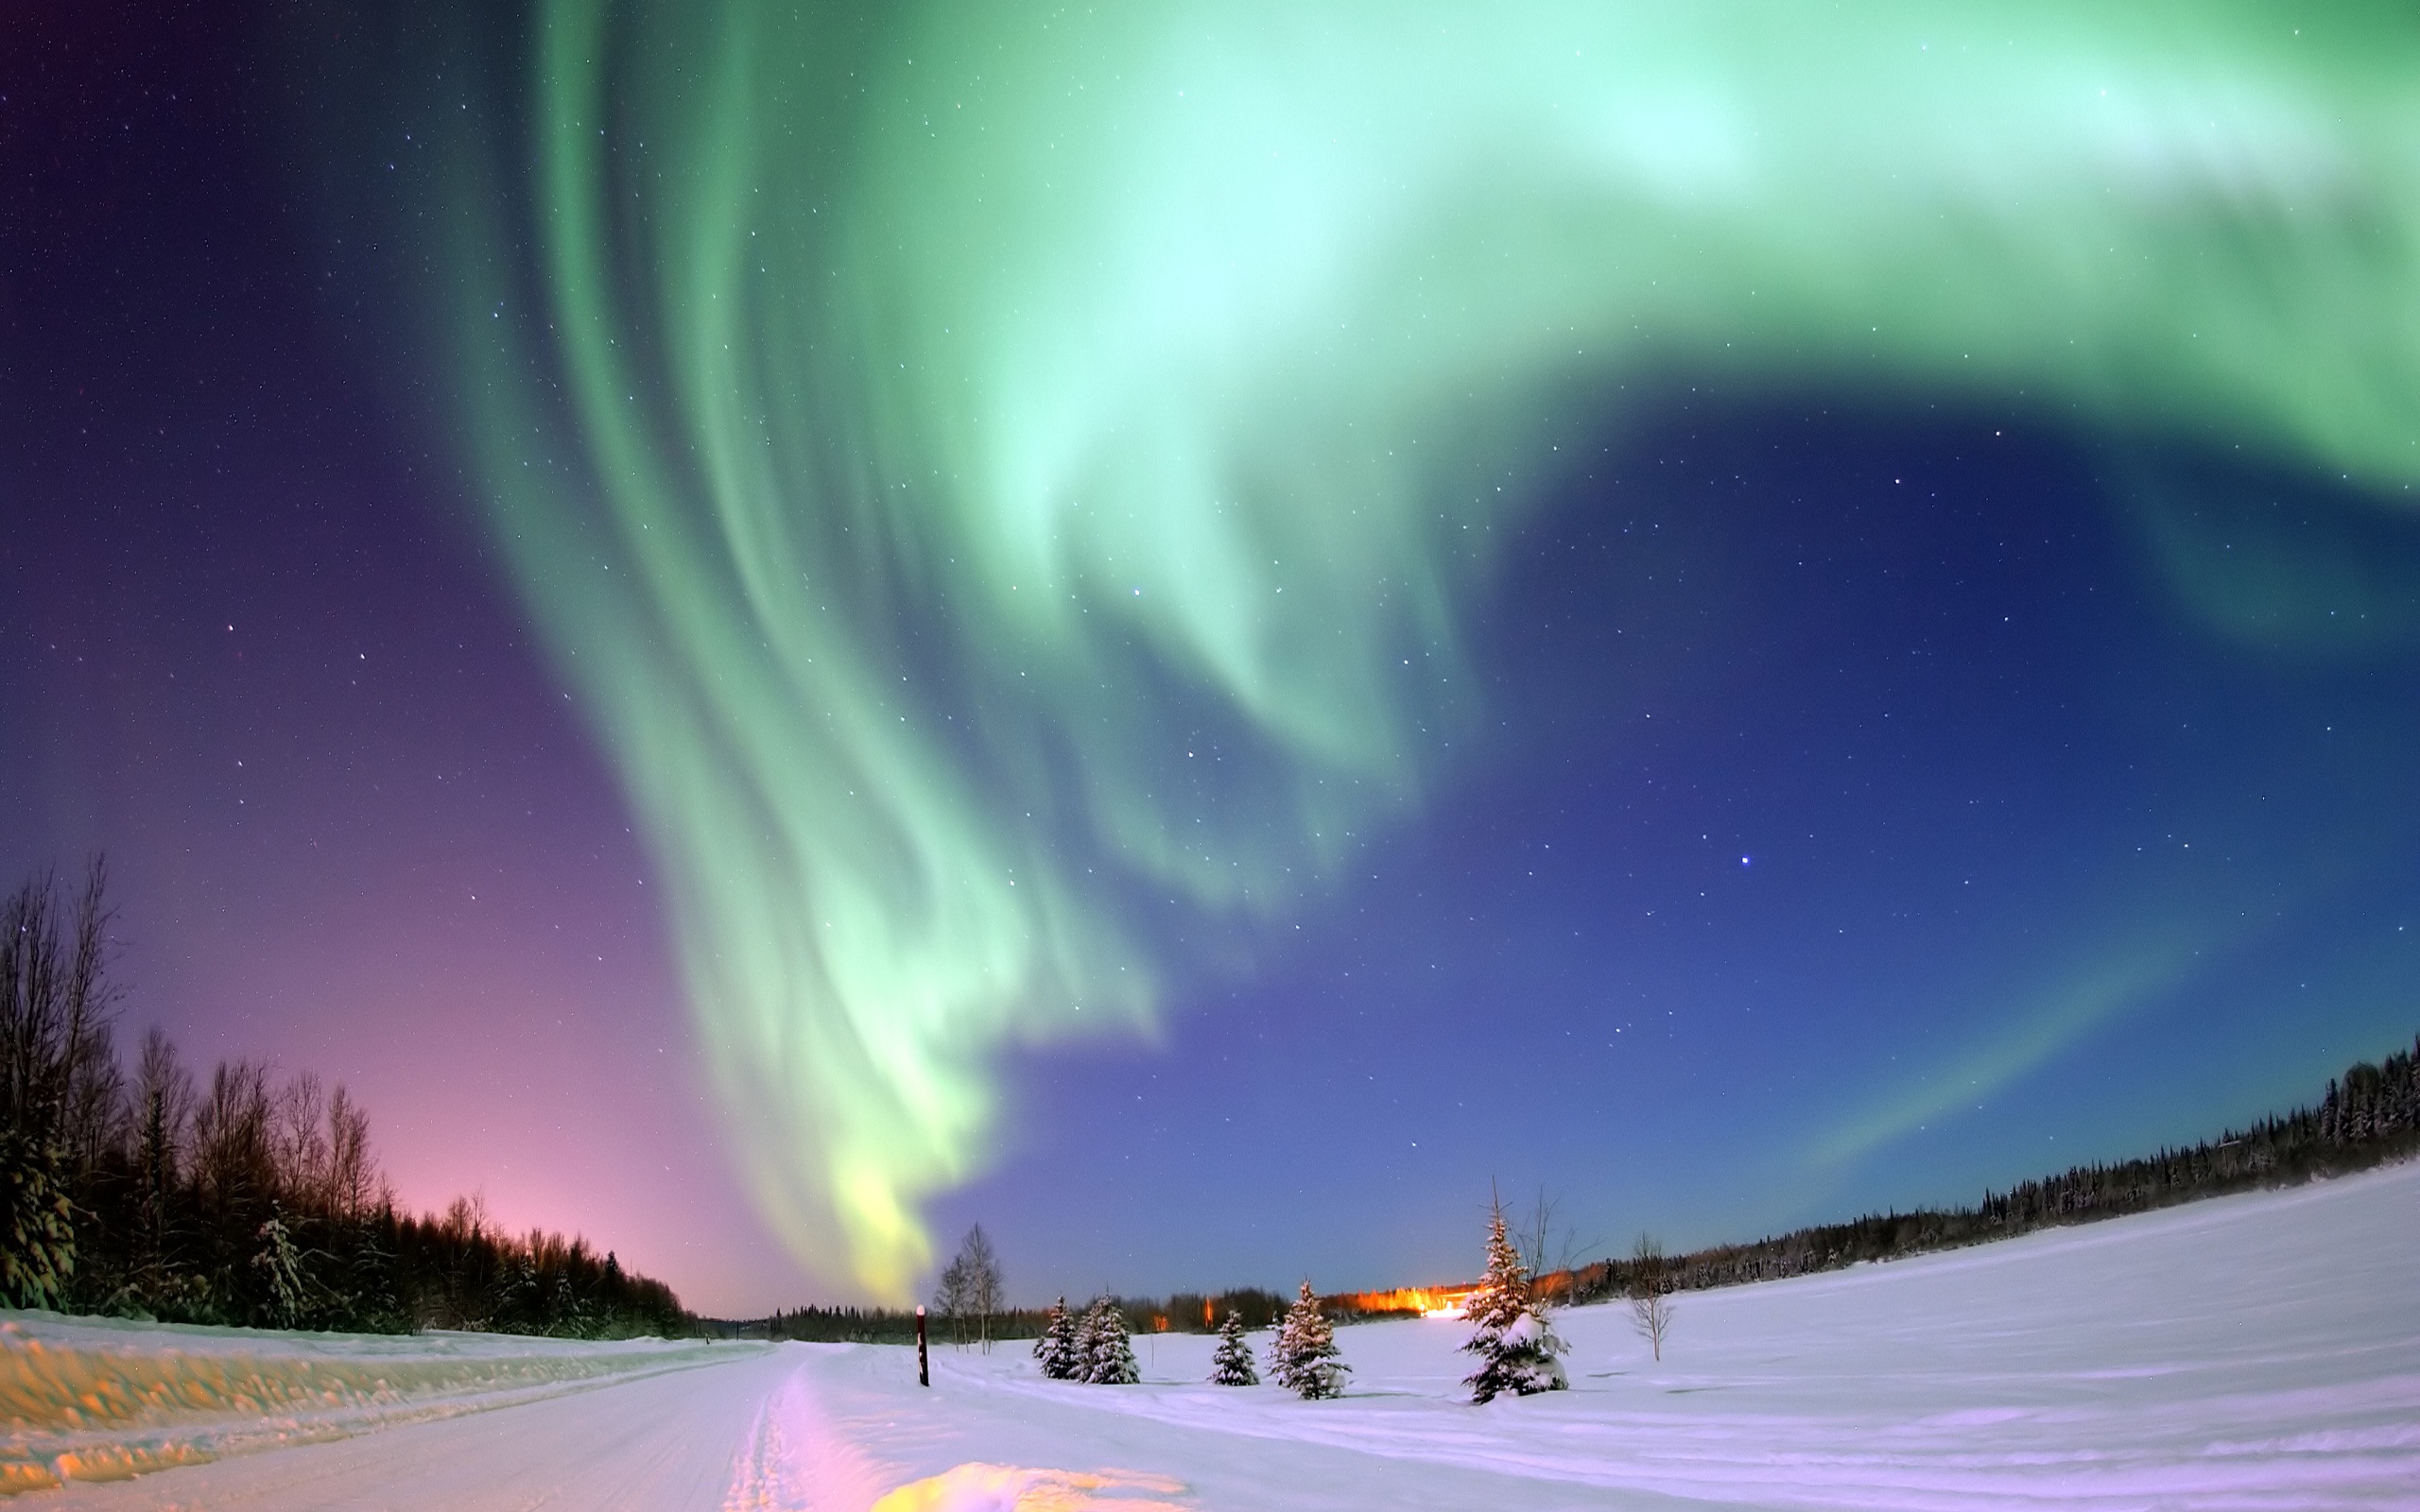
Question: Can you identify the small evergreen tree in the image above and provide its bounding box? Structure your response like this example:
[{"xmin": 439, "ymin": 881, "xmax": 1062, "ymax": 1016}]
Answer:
[
  {"xmin": 1080, "ymin": 1296, "xmax": 1139, "ymax": 1384},
  {"xmin": 3, "ymin": 1127, "xmax": 75, "ymax": 1310},
  {"xmin": 1270, "ymin": 1280, "xmax": 1349, "ymax": 1400},
  {"xmin": 1208, "ymin": 1308, "xmax": 1258, "ymax": 1385},
  {"xmin": 253, "ymin": 1209, "xmax": 308, "ymax": 1330},
  {"xmin": 1072, "ymin": 1296, "xmax": 1102, "ymax": 1377},
  {"xmin": 549, "ymin": 1269, "xmax": 587, "ymax": 1337},
  {"xmin": 1, "ymin": 867, "xmax": 112, "ymax": 1313},
  {"xmin": 1033, "ymin": 1296, "xmax": 1080, "ymax": 1380},
  {"xmin": 1461, "ymin": 1196, "xmax": 1567, "ymax": 1402}
]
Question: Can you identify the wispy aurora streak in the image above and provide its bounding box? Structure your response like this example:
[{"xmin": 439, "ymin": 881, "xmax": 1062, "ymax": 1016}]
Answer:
[{"xmin": 436, "ymin": 0, "xmax": 2420, "ymax": 1296}]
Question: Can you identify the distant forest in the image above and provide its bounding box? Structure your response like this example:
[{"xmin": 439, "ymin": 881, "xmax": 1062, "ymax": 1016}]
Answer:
[
  {"xmin": 1548, "ymin": 1030, "xmax": 2420, "ymax": 1308},
  {"xmin": 746, "ymin": 1287, "xmax": 1295, "ymax": 1346},
  {"xmin": 743, "ymin": 1029, "xmax": 2420, "ymax": 1340},
  {"xmin": 1, "ymin": 865, "xmax": 690, "ymax": 1336}
]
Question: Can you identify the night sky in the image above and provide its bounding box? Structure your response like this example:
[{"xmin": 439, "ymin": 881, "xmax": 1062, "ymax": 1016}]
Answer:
[{"xmin": 6, "ymin": 2, "xmax": 2416, "ymax": 1315}]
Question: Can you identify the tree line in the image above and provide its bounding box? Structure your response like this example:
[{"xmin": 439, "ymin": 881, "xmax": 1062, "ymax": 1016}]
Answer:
[
  {"xmin": 739, "ymin": 1030, "xmax": 2420, "ymax": 1353},
  {"xmin": 747, "ymin": 1222, "xmax": 1295, "ymax": 1344},
  {"xmin": 751, "ymin": 1286, "xmax": 1297, "ymax": 1343},
  {"xmin": 2, "ymin": 864, "xmax": 689, "ymax": 1336},
  {"xmin": 1558, "ymin": 1031, "xmax": 2420, "ymax": 1305}
]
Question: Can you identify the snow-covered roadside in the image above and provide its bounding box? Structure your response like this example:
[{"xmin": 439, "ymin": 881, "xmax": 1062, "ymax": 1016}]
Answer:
[
  {"xmin": 1, "ymin": 1316, "xmax": 756, "ymax": 1494},
  {"xmin": 14, "ymin": 1160, "xmax": 2418, "ymax": 1508}
]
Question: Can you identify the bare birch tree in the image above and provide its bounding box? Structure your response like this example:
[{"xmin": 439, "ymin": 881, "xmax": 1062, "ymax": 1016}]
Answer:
[
  {"xmin": 933, "ymin": 1244, "xmax": 973, "ymax": 1347},
  {"xmin": 935, "ymin": 1224, "xmax": 1004, "ymax": 1351},
  {"xmin": 962, "ymin": 1225, "xmax": 1003, "ymax": 1352},
  {"xmin": 1631, "ymin": 1232, "xmax": 1674, "ymax": 1361}
]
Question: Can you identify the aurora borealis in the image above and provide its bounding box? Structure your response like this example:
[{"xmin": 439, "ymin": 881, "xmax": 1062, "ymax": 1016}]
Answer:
[
  {"xmin": 7, "ymin": 1, "xmax": 2419, "ymax": 1312},
  {"xmin": 424, "ymin": 1, "xmax": 2420, "ymax": 1296}
]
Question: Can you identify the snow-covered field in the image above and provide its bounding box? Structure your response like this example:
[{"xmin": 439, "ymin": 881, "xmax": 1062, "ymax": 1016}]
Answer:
[{"xmin": 9, "ymin": 1160, "xmax": 2416, "ymax": 1509}]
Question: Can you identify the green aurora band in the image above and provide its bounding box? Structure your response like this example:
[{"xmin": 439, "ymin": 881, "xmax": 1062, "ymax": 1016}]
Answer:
[{"xmin": 429, "ymin": 0, "xmax": 2420, "ymax": 1297}]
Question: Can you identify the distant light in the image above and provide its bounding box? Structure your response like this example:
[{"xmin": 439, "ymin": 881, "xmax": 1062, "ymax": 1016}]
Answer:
[{"xmin": 1740, "ymin": 854, "xmax": 1752, "ymax": 866}]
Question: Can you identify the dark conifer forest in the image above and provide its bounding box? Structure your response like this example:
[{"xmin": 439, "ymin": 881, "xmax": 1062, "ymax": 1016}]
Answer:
[{"xmin": 2, "ymin": 866, "xmax": 689, "ymax": 1336}]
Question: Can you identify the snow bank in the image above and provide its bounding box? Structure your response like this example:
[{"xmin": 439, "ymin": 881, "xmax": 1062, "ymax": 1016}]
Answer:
[{"xmin": 0, "ymin": 1314, "xmax": 744, "ymax": 1494}]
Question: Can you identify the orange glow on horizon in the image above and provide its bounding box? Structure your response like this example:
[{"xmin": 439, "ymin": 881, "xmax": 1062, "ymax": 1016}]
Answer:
[{"xmin": 1333, "ymin": 1285, "xmax": 1476, "ymax": 1319}]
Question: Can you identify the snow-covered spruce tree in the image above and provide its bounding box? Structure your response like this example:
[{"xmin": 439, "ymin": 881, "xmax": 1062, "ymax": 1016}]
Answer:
[
  {"xmin": 1, "ymin": 867, "xmax": 112, "ymax": 1313},
  {"xmin": 548, "ymin": 1269, "xmax": 588, "ymax": 1338},
  {"xmin": 1, "ymin": 1127, "xmax": 75, "ymax": 1310},
  {"xmin": 253, "ymin": 1209, "xmax": 309, "ymax": 1330},
  {"xmin": 1208, "ymin": 1309, "xmax": 1258, "ymax": 1385},
  {"xmin": 1270, "ymin": 1280, "xmax": 1350, "ymax": 1400},
  {"xmin": 1080, "ymin": 1296, "xmax": 1140, "ymax": 1384},
  {"xmin": 1033, "ymin": 1296, "xmax": 1080, "ymax": 1380},
  {"xmin": 1461, "ymin": 1197, "xmax": 1567, "ymax": 1403}
]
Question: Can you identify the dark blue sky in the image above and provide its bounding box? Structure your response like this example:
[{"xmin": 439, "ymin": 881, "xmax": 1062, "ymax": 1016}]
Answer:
[
  {"xmin": 963, "ymin": 395, "xmax": 2420, "ymax": 1297},
  {"xmin": 7, "ymin": 4, "xmax": 2415, "ymax": 1314}
]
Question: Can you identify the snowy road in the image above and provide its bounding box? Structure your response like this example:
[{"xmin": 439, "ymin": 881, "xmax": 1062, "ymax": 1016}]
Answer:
[
  {"xmin": 11, "ymin": 1160, "xmax": 2419, "ymax": 1509},
  {"xmin": 23, "ymin": 1345, "xmax": 793, "ymax": 1510}
]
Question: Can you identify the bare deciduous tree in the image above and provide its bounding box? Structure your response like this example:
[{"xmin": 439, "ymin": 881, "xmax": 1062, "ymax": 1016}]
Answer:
[
  {"xmin": 933, "ymin": 1248, "xmax": 973, "ymax": 1346},
  {"xmin": 934, "ymin": 1224, "xmax": 1004, "ymax": 1351},
  {"xmin": 192, "ymin": 1058, "xmax": 276, "ymax": 1216},
  {"xmin": 326, "ymin": 1084, "xmax": 378, "ymax": 1220},
  {"xmin": 1510, "ymin": 1187, "xmax": 1594, "ymax": 1308},
  {"xmin": 1, "ymin": 863, "xmax": 118, "ymax": 1136},
  {"xmin": 274, "ymin": 1072, "xmax": 331, "ymax": 1208},
  {"xmin": 963, "ymin": 1225, "xmax": 1003, "ymax": 1352},
  {"xmin": 1631, "ymin": 1233, "xmax": 1674, "ymax": 1361},
  {"xmin": 133, "ymin": 1025, "xmax": 196, "ymax": 1266},
  {"xmin": 441, "ymin": 1190, "xmax": 493, "ymax": 1244}
]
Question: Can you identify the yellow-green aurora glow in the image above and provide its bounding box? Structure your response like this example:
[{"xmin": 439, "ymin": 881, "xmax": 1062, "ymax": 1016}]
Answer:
[{"xmin": 432, "ymin": 1, "xmax": 2420, "ymax": 1296}]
